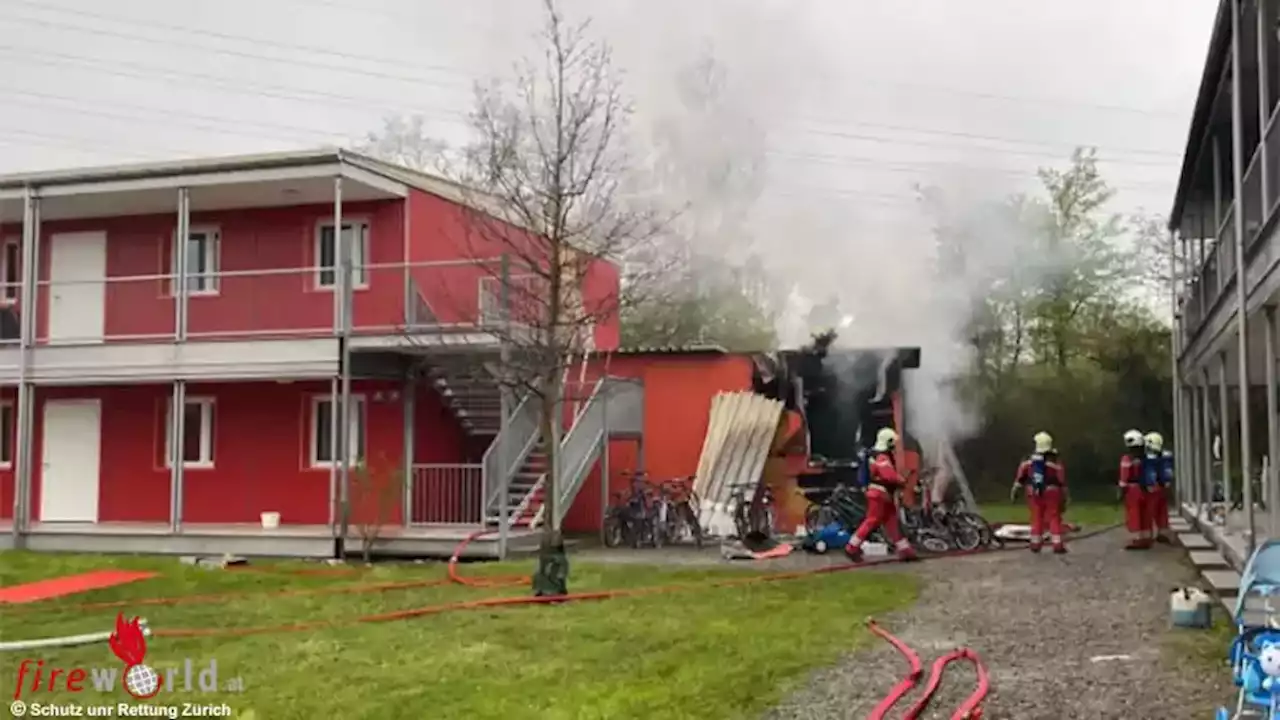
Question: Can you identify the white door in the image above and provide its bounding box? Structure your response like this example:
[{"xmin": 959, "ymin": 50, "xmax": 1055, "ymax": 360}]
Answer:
[
  {"xmin": 40, "ymin": 399, "xmax": 102, "ymax": 523},
  {"xmin": 48, "ymin": 231, "xmax": 107, "ymax": 343}
]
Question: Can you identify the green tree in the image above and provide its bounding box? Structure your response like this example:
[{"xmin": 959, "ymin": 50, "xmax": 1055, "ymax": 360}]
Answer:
[
  {"xmin": 1029, "ymin": 148, "xmax": 1131, "ymax": 369},
  {"xmin": 923, "ymin": 148, "xmax": 1172, "ymax": 500}
]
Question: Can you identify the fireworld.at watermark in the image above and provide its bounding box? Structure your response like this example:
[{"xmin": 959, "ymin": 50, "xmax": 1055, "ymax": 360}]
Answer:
[
  {"xmin": 11, "ymin": 615, "xmax": 244, "ymax": 703},
  {"xmin": 8, "ymin": 699, "xmax": 233, "ymax": 717}
]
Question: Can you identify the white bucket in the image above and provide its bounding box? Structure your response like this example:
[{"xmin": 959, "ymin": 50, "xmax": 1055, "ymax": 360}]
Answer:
[
  {"xmin": 1169, "ymin": 587, "xmax": 1213, "ymax": 629},
  {"xmin": 260, "ymin": 512, "xmax": 281, "ymax": 530},
  {"xmin": 863, "ymin": 542, "xmax": 889, "ymax": 557}
]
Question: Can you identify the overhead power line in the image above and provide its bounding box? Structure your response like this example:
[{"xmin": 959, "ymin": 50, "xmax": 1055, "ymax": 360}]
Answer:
[{"xmin": 0, "ymin": 1, "xmax": 1191, "ymax": 120}]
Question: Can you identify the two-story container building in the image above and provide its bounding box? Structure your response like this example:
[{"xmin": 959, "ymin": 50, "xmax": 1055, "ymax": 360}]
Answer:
[
  {"xmin": 0, "ymin": 148, "xmax": 643, "ymax": 559},
  {"xmin": 1170, "ymin": 0, "xmax": 1280, "ymax": 556}
]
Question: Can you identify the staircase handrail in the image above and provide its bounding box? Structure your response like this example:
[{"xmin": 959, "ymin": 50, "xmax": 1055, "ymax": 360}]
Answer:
[
  {"xmin": 481, "ymin": 391, "xmax": 540, "ymax": 513},
  {"xmin": 550, "ymin": 377, "xmax": 609, "ymax": 528}
]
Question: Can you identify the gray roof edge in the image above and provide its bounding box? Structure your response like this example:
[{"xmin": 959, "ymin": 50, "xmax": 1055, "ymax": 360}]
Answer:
[
  {"xmin": 1169, "ymin": 0, "xmax": 1231, "ymax": 229},
  {"xmin": 0, "ymin": 147, "xmax": 348, "ymax": 190}
]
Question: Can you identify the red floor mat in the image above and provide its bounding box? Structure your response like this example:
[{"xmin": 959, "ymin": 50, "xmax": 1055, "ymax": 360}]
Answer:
[{"xmin": 0, "ymin": 570, "xmax": 157, "ymax": 604}]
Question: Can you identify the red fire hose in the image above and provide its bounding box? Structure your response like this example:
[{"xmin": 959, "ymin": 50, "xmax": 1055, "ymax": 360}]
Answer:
[
  {"xmin": 867, "ymin": 620, "xmax": 922, "ymax": 719},
  {"xmin": 867, "ymin": 619, "xmax": 990, "ymax": 720},
  {"xmin": 58, "ymin": 522, "xmax": 1116, "ymax": 646}
]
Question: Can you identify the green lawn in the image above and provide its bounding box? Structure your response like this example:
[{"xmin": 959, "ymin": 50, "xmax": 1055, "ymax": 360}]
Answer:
[
  {"xmin": 978, "ymin": 500, "xmax": 1125, "ymax": 527},
  {"xmin": 0, "ymin": 552, "xmax": 919, "ymax": 720},
  {"xmin": 1161, "ymin": 606, "xmax": 1236, "ymax": 715}
]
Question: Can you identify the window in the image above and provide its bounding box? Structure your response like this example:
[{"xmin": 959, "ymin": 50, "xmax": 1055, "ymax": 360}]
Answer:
[
  {"xmin": 315, "ymin": 221, "xmax": 369, "ymax": 289},
  {"xmin": 0, "ymin": 401, "xmax": 13, "ymax": 468},
  {"xmin": 310, "ymin": 395, "xmax": 365, "ymax": 467},
  {"xmin": 165, "ymin": 398, "xmax": 214, "ymax": 468},
  {"xmin": 172, "ymin": 227, "xmax": 220, "ymax": 294},
  {"xmin": 0, "ymin": 239, "xmax": 19, "ymax": 303}
]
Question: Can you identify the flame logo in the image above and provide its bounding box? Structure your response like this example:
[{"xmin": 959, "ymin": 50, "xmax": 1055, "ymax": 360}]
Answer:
[
  {"xmin": 108, "ymin": 614, "xmax": 159, "ymax": 699},
  {"xmin": 108, "ymin": 613, "xmax": 147, "ymax": 666}
]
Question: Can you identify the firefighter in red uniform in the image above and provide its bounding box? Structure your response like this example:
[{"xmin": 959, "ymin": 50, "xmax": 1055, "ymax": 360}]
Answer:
[
  {"xmin": 1010, "ymin": 431, "xmax": 1068, "ymax": 554},
  {"xmin": 1145, "ymin": 431, "xmax": 1174, "ymax": 544},
  {"xmin": 1119, "ymin": 429, "xmax": 1151, "ymax": 549},
  {"xmin": 844, "ymin": 428, "xmax": 918, "ymax": 563}
]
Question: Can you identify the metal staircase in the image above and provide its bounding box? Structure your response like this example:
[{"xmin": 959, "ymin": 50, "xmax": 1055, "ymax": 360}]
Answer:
[
  {"xmin": 485, "ymin": 441, "xmax": 548, "ymax": 528},
  {"xmin": 428, "ymin": 356, "xmax": 504, "ymax": 436},
  {"xmin": 529, "ymin": 378, "xmax": 610, "ymax": 530}
]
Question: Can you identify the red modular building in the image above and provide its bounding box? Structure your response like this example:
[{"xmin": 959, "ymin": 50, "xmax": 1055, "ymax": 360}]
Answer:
[
  {"xmin": 0, "ymin": 149, "xmax": 677, "ymax": 559},
  {"xmin": 0, "ymin": 149, "xmax": 920, "ymax": 561}
]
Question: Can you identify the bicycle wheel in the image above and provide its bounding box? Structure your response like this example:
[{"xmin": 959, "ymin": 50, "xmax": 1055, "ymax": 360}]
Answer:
[
  {"xmin": 917, "ymin": 528, "xmax": 951, "ymax": 554},
  {"xmin": 732, "ymin": 500, "xmax": 750, "ymax": 540},
  {"xmin": 947, "ymin": 517, "xmax": 983, "ymax": 551},
  {"xmin": 955, "ymin": 512, "xmax": 994, "ymax": 547},
  {"xmin": 629, "ymin": 513, "xmax": 645, "ymax": 549},
  {"xmin": 758, "ymin": 507, "xmax": 776, "ymax": 536},
  {"xmin": 686, "ymin": 508, "xmax": 704, "ymax": 549},
  {"xmin": 603, "ymin": 513, "xmax": 625, "ymax": 548}
]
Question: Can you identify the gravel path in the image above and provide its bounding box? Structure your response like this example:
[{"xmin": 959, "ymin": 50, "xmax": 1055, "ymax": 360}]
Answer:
[{"xmin": 766, "ymin": 527, "xmax": 1233, "ymax": 720}]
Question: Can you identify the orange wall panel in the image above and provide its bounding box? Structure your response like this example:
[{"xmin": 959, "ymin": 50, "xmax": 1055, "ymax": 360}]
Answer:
[{"xmin": 563, "ymin": 353, "xmax": 754, "ymax": 532}]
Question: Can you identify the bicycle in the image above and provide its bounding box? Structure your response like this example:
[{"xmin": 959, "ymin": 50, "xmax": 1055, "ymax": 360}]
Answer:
[
  {"xmin": 603, "ymin": 471, "xmax": 660, "ymax": 548},
  {"xmin": 801, "ymin": 484, "xmax": 867, "ymax": 535},
  {"xmin": 654, "ymin": 475, "xmax": 703, "ymax": 548},
  {"xmin": 728, "ymin": 482, "xmax": 776, "ymax": 539},
  {"xmin": 903, "ymin": 469, "xmax": 983, "ymax": 552}
]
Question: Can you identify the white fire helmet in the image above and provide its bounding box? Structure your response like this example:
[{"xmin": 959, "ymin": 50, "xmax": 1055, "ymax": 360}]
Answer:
[
  {"xmin": 1033, "ymin": 432, "xmax": 1053, "ymax": 454},
  {"xmin": 1123, "ymin": 429, "xmax": 1144, "ymax": 448},
  {"xmin": 874, "ymin": 427, "xmax": 898, "ymax": 452},
  {"xmin": 1144, "ymin": 432, "xmax": 1164, "ymax": 453}
]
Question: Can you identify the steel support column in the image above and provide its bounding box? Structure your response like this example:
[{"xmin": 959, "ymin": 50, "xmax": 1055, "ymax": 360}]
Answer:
[
  {"xmin": 1260, "ymin": 0, "xmax": 1273, "ymax": 205},
  {"xmin": 1221, "ymin": 351, "xmax": 1234, "ymax": 515},
  {"xmin": 12, "ymin": 189, "xmax": 38, "ymax": 543},
  {"xmin": 402, "ymin": 368, "xmax": 415, "ymax": 529},
  {"xmin": 1233, "ymin": 0, "xmax": 1257, "ymax": 553},
  {"xmin": 1268, "ymin": 306, "xmax": 1280, "ymax": 536},
  {"xmin": 174, "ymin": 188, "xmax": 190, "ymax": 340},
  {"xmin": 1169, "ymin": 228, "xmax": 1183, "ymax": 510},
  {"xmin": 497, "ymin": 253, "xmax": 511, "ymax": 557},
  {"xmin": 335, "ymin": 175, "xmax": 354, "ymax": 551},
  {"xmin": 1192, "ymin": 382, "xmax": 1205, "ymax": 513},
  {"xmin": 169, "ymin": 380, "xmax": 187, "ymax": 532},
  {"xmin": 327, "ymin": 375, "xmax": 339, "ymax": 532},
  {"xmin": 1204, "ymin": 367, "xmax": 1216, "ymax": 516},
  {"xmin": 169, "ymin": 187, "xmax": 190, "ymax": 532}
]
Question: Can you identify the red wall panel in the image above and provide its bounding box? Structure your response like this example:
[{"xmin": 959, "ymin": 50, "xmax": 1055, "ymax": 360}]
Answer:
[
  {"xmin": 15, "ymin": 379, "xmax": 465, "ymax": 526},
  {"xmin": 0, "ymin": 200, "xmax": 405, "ymax": 343}
]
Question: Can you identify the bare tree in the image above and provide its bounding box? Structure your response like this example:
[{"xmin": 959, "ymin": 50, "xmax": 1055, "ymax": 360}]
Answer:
[
  {"xmin": 356, "ymin": 115, "xmax": 448, "ymax": 172},
  {"xmin": 429, "ymin": 0, "xmax": 664, "ymax": 591}
]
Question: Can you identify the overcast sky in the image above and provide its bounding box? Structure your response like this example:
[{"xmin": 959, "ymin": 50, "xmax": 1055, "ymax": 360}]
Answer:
[{"xmin": 0, "ymin": 0, "xmax": 1212, "ymax": 216}]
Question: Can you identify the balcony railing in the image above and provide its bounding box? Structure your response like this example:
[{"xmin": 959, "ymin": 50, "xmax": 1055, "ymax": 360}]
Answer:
[
  {"xmin": 1218, "ymin": 202, "xmax": 1237, "ymax": 286},
  {"xmin": 1181, "ymin": 112, "xmax": 1280, "ymax": 333},
  {"xmin": 1268, "ymin": 110, "xmax": 1280, "ymax": 216},
  {"xmin": 1245, "ymin": 151, "xmax": 1266, "ymax": 250},
  {"xmin": 409, "ymin": 463, "xmax": 484, "ymax": 525},
  {"xmin": 11, "ymin": 259, "xmax": 549, "ymax": 346}
]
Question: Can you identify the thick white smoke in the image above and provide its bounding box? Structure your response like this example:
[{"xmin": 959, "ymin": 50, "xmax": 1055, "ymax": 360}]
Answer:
[{"xmin": 485, "ymin": 1, "xmax": 1053, "ymax": 450}]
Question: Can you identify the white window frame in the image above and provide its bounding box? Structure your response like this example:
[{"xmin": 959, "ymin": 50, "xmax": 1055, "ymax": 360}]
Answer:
[
  {"xmin": 172, "ymin": 225, "xmax": 221, "ymax": 296},
  {"xmin": 0, "ymin": 400, "xmax": 13, "ymax": 469},
  {"xmin": 314, "ymin": 220, "xmax": 370, "ymax": 291},
  {"xmin": 309, "ymin": 394, "xmax": 366, "ymax": 468},
  {"xmin": 0, "ymin": 237, "xmax": 19, "ymax": 304},
  {"xmin": 165, "ymin": 397, "xmax": 215, "ymax": 469}
]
